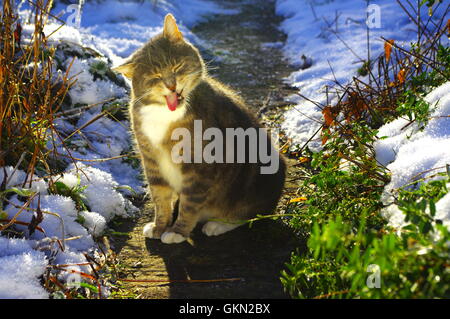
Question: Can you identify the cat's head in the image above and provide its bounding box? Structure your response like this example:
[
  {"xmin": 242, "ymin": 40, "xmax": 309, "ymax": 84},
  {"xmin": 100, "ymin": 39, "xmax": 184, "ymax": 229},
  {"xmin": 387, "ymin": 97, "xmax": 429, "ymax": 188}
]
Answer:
[{"xmin": 114, "ymin": 14, "xmax": 205, "ymax": 111}]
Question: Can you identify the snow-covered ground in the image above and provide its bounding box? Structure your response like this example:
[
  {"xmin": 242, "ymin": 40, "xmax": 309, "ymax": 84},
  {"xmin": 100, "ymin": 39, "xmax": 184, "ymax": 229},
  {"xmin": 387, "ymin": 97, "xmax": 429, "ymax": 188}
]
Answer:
[
  {"xmin": 0, "ymin": 0, "xmax": 233, "ymax": 299},
  {"xmin": 375, "ymin": 81, "xmax": 450, "ymax": 230},
  {"xmin": 49, "ymin": 0, "xmax": 235, "ymax": 65},
  {"xmin": 275, "ymin": 0, "xmax": 448, "ymax": 151},
  {"xmin": 275, "ymin": 0, "xmax": 449, "ymax": 228}
]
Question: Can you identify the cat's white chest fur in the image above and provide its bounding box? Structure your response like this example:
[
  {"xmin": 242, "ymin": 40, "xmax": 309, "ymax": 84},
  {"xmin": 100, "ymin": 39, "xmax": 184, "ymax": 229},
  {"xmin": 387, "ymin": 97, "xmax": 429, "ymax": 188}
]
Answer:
[
  {"xmin": 139, "ymin": 104, "xmax": 186, "ymax": 145},
  {"xmin": 139, "ymin": 104, "xmax": 186, "ymax": 191}
]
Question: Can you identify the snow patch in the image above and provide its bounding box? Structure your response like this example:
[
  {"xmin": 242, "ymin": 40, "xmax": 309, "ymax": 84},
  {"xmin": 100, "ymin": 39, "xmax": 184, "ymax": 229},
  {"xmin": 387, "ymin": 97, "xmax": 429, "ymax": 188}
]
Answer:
[
  {"xmin": 374, "ymin": 82, "xmax": 450, "ymax": 228},
  {"xmin": 0, "ymin": 237, "xmax": 48, "ymax": 299},
  {"xmin": 276, "ymin": 0, "xmax": 448, "ymax": 149}
]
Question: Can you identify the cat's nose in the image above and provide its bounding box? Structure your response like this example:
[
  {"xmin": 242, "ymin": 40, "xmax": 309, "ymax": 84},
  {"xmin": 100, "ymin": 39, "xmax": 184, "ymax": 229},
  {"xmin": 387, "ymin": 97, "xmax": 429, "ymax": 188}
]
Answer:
[
  {"xmin": 166, "ymin": 84, "xmax": 176, "ymax": 92},
  {"xmin": 163, "ymin": 78, "xmax": 177, "ymax": 92}
]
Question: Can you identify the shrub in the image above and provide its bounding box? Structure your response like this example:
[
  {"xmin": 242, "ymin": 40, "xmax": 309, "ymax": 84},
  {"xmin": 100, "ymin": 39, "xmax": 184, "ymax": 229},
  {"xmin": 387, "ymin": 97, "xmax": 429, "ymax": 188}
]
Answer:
[
  {"xmin": 0, "ymin": 0, "xmax": 73, "ymax": 175},
  {"xmin": 281, "ymin": 2, "xmax": 449, "ymax": 299},
  {"xmin": 282, "ymin": 175, "xmax": 450, "ymax": 299}
]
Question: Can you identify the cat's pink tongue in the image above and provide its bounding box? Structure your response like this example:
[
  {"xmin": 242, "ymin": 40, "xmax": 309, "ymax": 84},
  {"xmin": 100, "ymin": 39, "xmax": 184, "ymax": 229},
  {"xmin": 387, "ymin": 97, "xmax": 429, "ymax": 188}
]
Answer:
[{"xmin": 165, "ymin": 92, "xmax": 178, "ymax": 111}]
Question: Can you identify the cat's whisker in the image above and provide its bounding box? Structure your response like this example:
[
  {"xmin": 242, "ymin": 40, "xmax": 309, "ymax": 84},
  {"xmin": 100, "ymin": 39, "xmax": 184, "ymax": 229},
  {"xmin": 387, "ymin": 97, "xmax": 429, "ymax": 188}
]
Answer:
[
  {"xmin": 131, "ymin": 92, "xmax": 151, "ymax": 104},
  {"xmin": 204, "ymin": 58, "xmax": 216, "ymax": 65},
  {"xmin": 206, "ymin": 66, "xmax": 219, "ymax": 71},
  {"xmin": 131, "ymin": 89, "xmax": 154, "ymax": 104},
  {"xmin": 204, "ymin": 58, "xmax": 218, "ymax": 66},
  {"xmin": 186, "ymin": 70, "xmax": 204, "ymax": 78}
]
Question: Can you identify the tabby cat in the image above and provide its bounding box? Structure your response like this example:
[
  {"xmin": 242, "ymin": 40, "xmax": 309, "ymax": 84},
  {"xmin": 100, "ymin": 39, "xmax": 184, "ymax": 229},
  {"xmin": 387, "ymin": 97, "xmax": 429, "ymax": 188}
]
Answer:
[{"xmin": 114, "ymin": 14, "xmax": 286, "ymax": 244}]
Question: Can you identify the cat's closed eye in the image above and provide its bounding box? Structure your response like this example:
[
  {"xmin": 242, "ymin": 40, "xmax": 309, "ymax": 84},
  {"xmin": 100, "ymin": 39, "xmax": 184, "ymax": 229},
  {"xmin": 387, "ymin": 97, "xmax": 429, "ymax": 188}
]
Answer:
[
  {"xmin": 145, "ymin": 73, "xmax": 163, "ymax": 84},
  {"xmin": 172, "ymin": 62, "xmax": 185, "ymax": 74}
]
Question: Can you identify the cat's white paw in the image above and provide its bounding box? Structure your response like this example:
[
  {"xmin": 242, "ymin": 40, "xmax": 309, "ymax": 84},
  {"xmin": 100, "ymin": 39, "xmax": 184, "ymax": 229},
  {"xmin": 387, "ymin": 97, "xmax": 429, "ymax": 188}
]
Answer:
[
  {"xmin": 161, "ymin": 231, "xmax": 186, "ymax": 244},
  {"xmin": 143, "ymin": 222, "xmax": 159, "ymax": 238},
  {"xmin": 202, "ymin": 221, "xmax": 241, "ymax": 237}
]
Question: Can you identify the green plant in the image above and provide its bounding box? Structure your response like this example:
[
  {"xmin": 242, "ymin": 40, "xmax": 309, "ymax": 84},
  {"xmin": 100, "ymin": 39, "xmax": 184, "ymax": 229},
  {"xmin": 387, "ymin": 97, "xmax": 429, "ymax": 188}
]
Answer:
[
  {"xmin": 282, "ymin": 174, "xmax": 450, "ymax": 298},
  {"xmin": 398, "ymin": 173, "xmax": 449, "ymax": 236},
  {"xmin": 282, "ymin": 81, "xmax": 449, "ymax": 299},
  {"xmin": 287, "ymin": 121, "xmax": 387, "ymax": 238},
  {"xmin": 357, "ymin": 60, "xmax": 371, "ymax": 77},
  {"xmin": 410, "ymin": 45, "xmax": 450, "ymax": 92},
  {"xmin": 89, "ymin": 60, "xmax": 109, "ymax": 81},
  {"xmin": 48, "ymin": 177, "xmax": 89, "ymax": 211},
  {"xmin": 393, "ymin": 44, "xmax": 450, "ymax": 129},
  {"xmin": 395, "ymin": 91, "xmax": 431, "ymax": 129}
]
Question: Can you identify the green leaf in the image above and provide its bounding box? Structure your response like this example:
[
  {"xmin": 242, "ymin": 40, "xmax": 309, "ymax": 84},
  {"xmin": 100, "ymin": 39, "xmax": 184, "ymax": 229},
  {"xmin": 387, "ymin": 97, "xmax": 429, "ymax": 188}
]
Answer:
[
  {"xmin": 54, "ymin": 181, "xmax": 71, "ymax": 193},
  {"xmin": 429, "ymin": 200, "xmax": 436, "ymax": 217},
  {"xmin": 78, "ymin": 282, "xmax": 99, "ymax": 293},
  {"xmin": 3, "ymin": 187, "xmax": 36, "ymax": 197},
  {"xmin": 0, "ymin": 211, "xmax": 8, "ymax": 219},
  {"xmin": 114, "ymin": 185, "xmax": 138, "ymax": 196}
]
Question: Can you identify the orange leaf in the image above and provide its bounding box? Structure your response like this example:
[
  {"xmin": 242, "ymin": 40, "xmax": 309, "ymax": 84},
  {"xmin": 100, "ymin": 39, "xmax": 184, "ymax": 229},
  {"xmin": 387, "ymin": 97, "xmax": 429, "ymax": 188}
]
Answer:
[
  {"xmin": 397, "ymin": 69, "xmax": 406, "ymax": 84},
  {"xmin": 289, "ymin": 197, "xmax": 307, "ymax": 203},
  {"xmin": 321, "ymin": 127, "xmax": 330, "ymax": 145},
  {"xmin": 298, "ymin": 157, "xmax": 309, "ymax": 163},
  {"xmin": 384, "ymin": 39, "xmax": 394, "ymax": 63},
  {"xmin": 322, "ymin": 106, "xmax": 334, "ymax": 127}
]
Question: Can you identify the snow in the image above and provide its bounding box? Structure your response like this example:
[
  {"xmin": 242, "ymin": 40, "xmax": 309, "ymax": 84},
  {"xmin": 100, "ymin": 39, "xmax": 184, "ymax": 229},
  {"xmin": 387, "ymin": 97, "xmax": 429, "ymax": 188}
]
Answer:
[
  {"xmin": 67, "ymin": 58, "xmax": 127, "ymax": 105},
  {"xmin": 374, "ymin": 82, "xmax": 450, "ymax": 229},
  {"xmin": 275, "ymin": 0, "xmax": 449, "ymax": 151},
  {"xmin": 50, "ymin": 0, "xmax": 236, "ymax": 65},
  {"xmin": 64, "ymin": 163, "xmax": 139, "ymax": 221},
  {"xmin": 0, "ymin": 166, "xmax": 48, "ymax": 195},
  {"xmin": 78, "ymin": 211, "xmax": 107, "ymax": 237},
  {"xmin": 0, "ymin": 162, "xmax": 140, "ymax": 298},
  {"xmin": 0, "ymin": 237, "xmax": 48, "ymax": 299},
  {"xmin": 1, "ymin": 0, "xmax": 233, "ymax": 299}
]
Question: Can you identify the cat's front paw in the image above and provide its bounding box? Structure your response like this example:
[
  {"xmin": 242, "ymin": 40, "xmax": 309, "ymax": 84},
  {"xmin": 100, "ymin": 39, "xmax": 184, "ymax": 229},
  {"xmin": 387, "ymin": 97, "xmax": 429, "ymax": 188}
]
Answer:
[
  {"xmin": 143, "ymin": 222, "xmax": 163, "ymax": 239},
  {"xmin": 161, "ymin": 231, "xmax": 186, "ymax": 244}
]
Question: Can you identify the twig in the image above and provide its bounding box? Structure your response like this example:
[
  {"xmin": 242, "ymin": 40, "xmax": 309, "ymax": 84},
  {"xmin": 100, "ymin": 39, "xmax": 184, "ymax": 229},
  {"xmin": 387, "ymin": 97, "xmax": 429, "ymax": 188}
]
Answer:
[
  {"xmin": 0, "ymin": 193, "xmax": 37, "ymax": 231},
  {"xmin": 4, "ymin": 197, "xmax": 66, "ymax": 251},
  {"xmin": 381, "ymin": 36, "xmax": 449, "ymax": 79},
  {"xmin": 5, "ymin": 152, "xmax": 27, "ymax": 187},
  {"xmin": 0, "ymin": 219, "xmax": 45, "ymax": 234},
  {"xmin": 55, "ymin": 152, "xmax": 137, "ymax": 163},
  {"xmin": 119, "ymin": 277, "xmax": 244, "ymax": 284},
  {"xmin": 314, "ymin": 289, "xmax": 350, "ymax": 299},
  {"xmin": 297, "ymin": 124, "xmax": 324, "ymax": 155},
  {"xmin": 54, "ymin": 98, "xmax": 116, "ymax": 119},
  {"xmin": 366, "ymin": 0, "xmax": 371, "ymax": 86},
  {"xmin": 257, "ymin": 90, "xmax": 274, "ymax": 117}
]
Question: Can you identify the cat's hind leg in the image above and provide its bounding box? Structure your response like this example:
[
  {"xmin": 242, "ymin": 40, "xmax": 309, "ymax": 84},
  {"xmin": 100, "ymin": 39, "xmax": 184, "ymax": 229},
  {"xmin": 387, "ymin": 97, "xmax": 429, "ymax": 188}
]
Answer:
[
  {"xmin": 202, "ymin": 220, "xmax": 242, "ymax": 237},
  {"xmin": 161, "ymin": 186, "xmax": 209, "ymax": 244}
]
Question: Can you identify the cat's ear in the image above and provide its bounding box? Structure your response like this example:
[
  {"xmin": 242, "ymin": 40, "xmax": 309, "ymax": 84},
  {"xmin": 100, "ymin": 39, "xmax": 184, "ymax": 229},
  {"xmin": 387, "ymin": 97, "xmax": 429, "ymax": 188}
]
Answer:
[
  {"xmin": 163, "ymin": 13, "xmax": 184, "ymax": 42},
  {"xmin": 112, "ymin": 60, "xmax": 134, "ymax": 79}
]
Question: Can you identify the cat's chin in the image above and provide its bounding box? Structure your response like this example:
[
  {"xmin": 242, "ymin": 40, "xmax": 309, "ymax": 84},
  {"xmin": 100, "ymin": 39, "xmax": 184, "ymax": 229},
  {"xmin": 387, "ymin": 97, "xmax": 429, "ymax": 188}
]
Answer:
[{"xmin": 147, "ymin": 100, "xmax": 186, "ymax": 111}]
